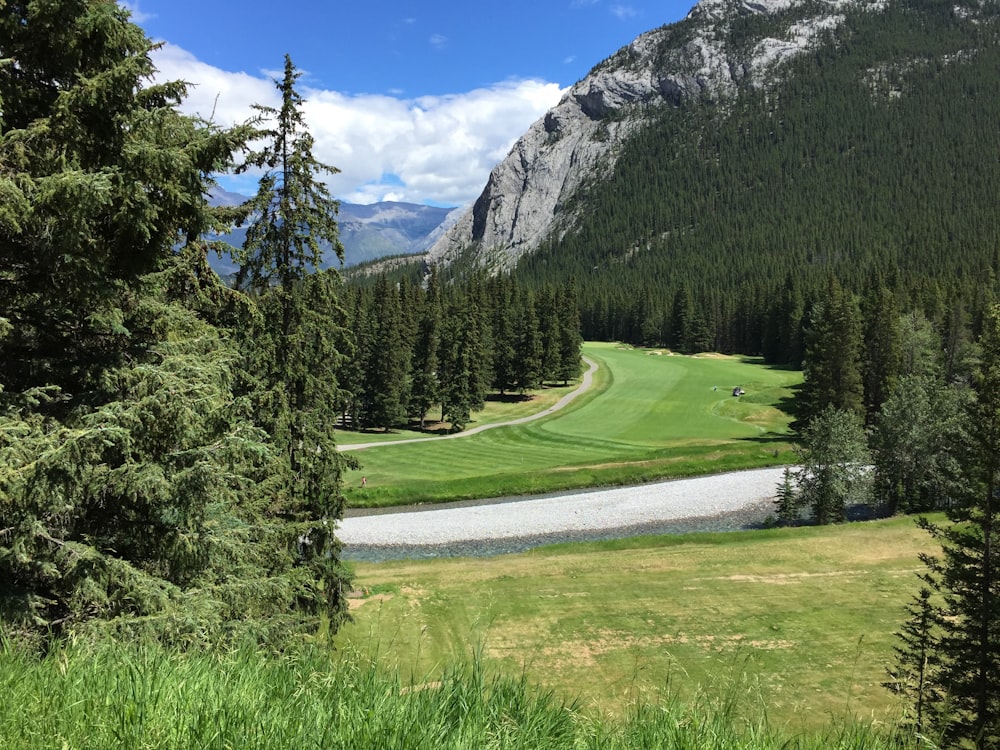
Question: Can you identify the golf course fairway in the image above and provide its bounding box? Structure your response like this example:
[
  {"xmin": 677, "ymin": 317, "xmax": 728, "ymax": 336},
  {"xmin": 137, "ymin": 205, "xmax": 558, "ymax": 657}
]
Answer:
[{"xmin": 342, "ymin": 342, "xmax": 802, "ymax": 507}]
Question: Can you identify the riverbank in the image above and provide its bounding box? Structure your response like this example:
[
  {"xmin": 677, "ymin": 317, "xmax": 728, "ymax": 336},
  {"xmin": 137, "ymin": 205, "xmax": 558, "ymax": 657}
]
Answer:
[{"xmin": 339, "ymin": 467, "xmax": 785, "ymax": 562}]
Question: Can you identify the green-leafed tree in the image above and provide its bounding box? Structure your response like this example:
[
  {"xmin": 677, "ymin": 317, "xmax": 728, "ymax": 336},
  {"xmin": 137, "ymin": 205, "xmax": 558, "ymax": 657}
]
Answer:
[
  {"xmin": 235, "ymin": 55, "xmax": 343, "ymax": 292},
  {"xmin": 861, "ymin": 284, "xmax": 901, "ymax": 426},
  {"xmin": 872, "ymin": 374, "xmax": 967, "ymax": 515},
  {"xmin": 535, "ymin": 284, "xmax": 562, "ymax": 383},
  {"xmin": 897, "ymin": 310, "xmax": 943, "ymax": 380},
  {"xmin": 555, "ymin": 280, "xmax": 583, "ymax": 385},
  {"xmin": 916, "ymin": 303, "xmax": 1000, "ymax": 746},
  {"xmin": 512, "ymin": 287, "xmax": 543, "ymax": 393},
  {"xmin": 884, "ymin": 587, "xmax": 944, "ymax": 742},
  {"xmin": 439, "ymin": 291, "xmax": 490, "ymax": 432},
  {"xmin": 0, "ymin": 0, "xmax": 249, "ymax": 404},
  {"xmin": 233, "ymin": 54, "xmax": 352, "ymax": 631},
  {"xmin": 490, "ymin": 277, "xmax": 517, "ymax": 395},
  {"xmin": 793, "ymin": 406, "xmax": 872, "ymax": 525},
  {"xmin": 337, "ymin": 286, "xmax": 369, "ymax": 429},
  {"xmin": 763, "ymin": 273, "xmax": 805, "ymax": 365},
  {"xmin": 671, "ymin": 284, "xmax": 711, "ymax": 353},
  {"xmin": 774, "ymin": 467, "xmax": 800, "ymax": 526},
  {"xmin": 0, "ymin": 253, "xmax": 320, "ymax": 646}
]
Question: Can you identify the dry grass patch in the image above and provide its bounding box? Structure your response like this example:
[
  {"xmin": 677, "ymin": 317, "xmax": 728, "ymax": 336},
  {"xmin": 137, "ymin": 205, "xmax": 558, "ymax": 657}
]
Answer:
[{"xmin": 339, "ymin": 517, "xmax": 939, "ymax": 730}]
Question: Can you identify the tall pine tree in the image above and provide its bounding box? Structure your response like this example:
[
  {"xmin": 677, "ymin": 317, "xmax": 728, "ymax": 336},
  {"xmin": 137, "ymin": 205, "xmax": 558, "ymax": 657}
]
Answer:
[
  {"xmin": 914, "ymin": 303, "xmax": 1000, "ymax": 746},
  {"xmin": 797, "ymin": 279, "xmax": 864, "ymax": 428},
  {"xmin": 234, "ymin": 54, "xmax": 352, "ymax": 631}
]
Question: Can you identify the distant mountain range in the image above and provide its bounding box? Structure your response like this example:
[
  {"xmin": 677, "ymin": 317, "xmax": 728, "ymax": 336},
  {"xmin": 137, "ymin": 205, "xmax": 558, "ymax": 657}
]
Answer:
[{"xmin": 206, "ymin": 187, "xmax": 459, "ymax": 276}]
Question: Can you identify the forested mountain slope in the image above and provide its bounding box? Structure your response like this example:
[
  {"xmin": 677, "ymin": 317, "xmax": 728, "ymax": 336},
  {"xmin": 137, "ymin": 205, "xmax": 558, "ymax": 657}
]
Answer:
[{"xmin": 428, "ymin": 0, "xmax": 1000, "ymax": 359}]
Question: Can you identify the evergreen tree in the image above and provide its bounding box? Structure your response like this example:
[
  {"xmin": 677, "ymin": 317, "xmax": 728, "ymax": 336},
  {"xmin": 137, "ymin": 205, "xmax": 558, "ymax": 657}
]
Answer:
[
  {"xmin": 797, "ymin": 280, "xmax": 864, "ymax": 427},
  {"xmin": 555, "ymin": 280, "xmax": 583, "ymax": 385},
  {"xmin": 0, "ymin": 1, "xmax": 336, "ymax": 646},
  {"xmin": 235, "ymin": 55, "xmax": 343, "ymax": 292},
  {"xmin": 536, "ymin": 284, "xmax": 562, "ymax": 383},
  {"xmin": 438, "ymin": 298, "xmax": 475, "ymax": 432},
  {"xmin": 363, "ymin": 275, "xmax": 410, "ymax": 430},
  {"xmin": 233, "ymin": 54, "xmax": 351, "ymax": 631},
  {"xmin": 489, "ymin": 277, "xmax": 517, "ymax": 395},
  {"xmin": 338, "ymin": 286, "xmax": 370, "ymax": 429},
  {"xmin": 884, "ymin": 587, "xmax": 943, "ymax": 741},
  {"xmin": 861, "ymin": 285, "xmax": 901, "ymax": 425},
  {"xmin": 0, "ymin": 0, "xmax": 249, "ymax": 403},
  {"xmin": 942, "ymin": 292, "xmax": 974, "ymax": 384},
  {"xmin": 763, "ymin": 274, "xmax": 805, "ymax": 365},
  {"xmin": 916, "ymin": 303, "xmax": 1000, "ymax": 746},
  {"xmin": 465, "ymin": 276, "xmax": 494, "ymax": 409},
  {"xmin": 774, "ymin": 467, "xmax": 801, "ymax": 525},
  {"xmin": 512, "ymin": 287, "xmax": 543, "ymax": 393},
  {"xmin": 409, "ymin": 272, "xmax": 442, "ymax": 430}
]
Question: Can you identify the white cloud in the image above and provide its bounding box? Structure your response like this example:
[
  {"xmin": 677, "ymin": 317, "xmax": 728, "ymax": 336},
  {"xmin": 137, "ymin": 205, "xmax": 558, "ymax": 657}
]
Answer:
[
  {"xmin": 151, "ymin": 44, "xmax": 565, "ymax": 207},
  {"xmin": 118, "ymin": 1, "xmax": 154, "ymax": 23},
  {"xmin": 611, "ymin": 4, "xmax": 639, "ymax": 19}
]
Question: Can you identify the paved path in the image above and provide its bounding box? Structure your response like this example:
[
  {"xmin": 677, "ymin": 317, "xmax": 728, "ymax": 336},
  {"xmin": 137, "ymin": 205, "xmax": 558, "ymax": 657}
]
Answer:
[{"xmin": 339, "ymin": 355, "xmax": 599, "ymax": 452}]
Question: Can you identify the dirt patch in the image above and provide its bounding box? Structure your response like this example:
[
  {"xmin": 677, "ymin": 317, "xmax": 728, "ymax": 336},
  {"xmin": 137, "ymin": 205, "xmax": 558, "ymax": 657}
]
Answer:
[
  {"xmin": 696, "ymin": 570, "xmax": 869, "ymax": 585},
  {"xmin": 400, "ymin": 586, "xmax": 429, "ymax": 608},
  {"xmin": 348, "ymin": 593, "xmax": 393, "ymax": 611},
  {"xmin": 502, "ymin": 629, "xmax": 797, "ymax": 669}
]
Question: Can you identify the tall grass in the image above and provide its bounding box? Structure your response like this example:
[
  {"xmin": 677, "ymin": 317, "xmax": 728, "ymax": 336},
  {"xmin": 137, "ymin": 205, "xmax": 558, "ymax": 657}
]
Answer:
[{"xmin": 0, "ymin": 639, "xmax": 924, "ymax": 749}]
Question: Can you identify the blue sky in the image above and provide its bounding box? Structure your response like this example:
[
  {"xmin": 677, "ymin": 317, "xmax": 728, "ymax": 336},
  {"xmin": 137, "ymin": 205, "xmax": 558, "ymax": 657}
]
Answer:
[{"xmin": 122, "ymin": 0, "xmax": 695, "ymax": 206}]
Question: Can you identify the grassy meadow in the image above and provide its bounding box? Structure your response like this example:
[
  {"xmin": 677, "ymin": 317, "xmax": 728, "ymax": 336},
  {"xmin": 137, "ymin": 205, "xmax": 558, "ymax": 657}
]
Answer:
[
  {"xmin": 339, "ymin": 516, "xmax": 936, "ymax": 734},
  {"xmin": 342, "ymin": 342, "xmax": 802, "ymax": 507},
  {"xmin": 0, "ymin": 520, "xmax": 937, "ymax": 748}
]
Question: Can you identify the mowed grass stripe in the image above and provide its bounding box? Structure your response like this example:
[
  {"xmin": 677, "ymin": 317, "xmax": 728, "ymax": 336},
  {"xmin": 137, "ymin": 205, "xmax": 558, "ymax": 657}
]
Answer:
[{"xmin": 344, "ymin": 343, "xmax": 801, "ymax": 506}]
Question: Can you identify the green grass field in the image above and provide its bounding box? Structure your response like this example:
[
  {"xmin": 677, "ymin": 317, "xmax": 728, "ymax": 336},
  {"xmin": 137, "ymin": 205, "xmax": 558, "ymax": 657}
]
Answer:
[
  {"xmin": 0, "ymin": 639, "xmax": 915, "ymax": 748},
  {"xmin": 339, "ymin": 516, "xmax": 937, "ymax": 733},
  {"xmin": 342, "ymin": 343, "xmax": 802, "ymax": 507}
]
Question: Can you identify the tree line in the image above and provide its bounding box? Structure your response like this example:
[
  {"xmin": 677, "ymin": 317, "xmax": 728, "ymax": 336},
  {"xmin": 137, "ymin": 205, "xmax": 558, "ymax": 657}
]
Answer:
[{"xmin": 338, "ymin": 273, "xmax": 582, "ymax": 433}]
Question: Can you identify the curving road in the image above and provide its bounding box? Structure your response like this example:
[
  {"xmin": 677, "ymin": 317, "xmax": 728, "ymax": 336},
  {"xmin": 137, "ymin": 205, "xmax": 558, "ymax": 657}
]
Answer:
[{"xmin": 339, "ymin": 355, "xmax": 598, "ymax": 452}]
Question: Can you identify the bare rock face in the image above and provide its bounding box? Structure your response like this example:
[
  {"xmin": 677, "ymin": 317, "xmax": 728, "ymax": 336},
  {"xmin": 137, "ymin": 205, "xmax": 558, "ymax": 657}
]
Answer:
[{"xmin": 426, "ymin": 0, "xmax": 867, "ymax": 274}]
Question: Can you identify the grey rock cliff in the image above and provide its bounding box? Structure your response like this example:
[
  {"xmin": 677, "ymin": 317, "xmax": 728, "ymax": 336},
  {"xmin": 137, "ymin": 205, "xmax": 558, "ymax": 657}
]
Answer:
[{"xmin": 426, "ymin": 0, "xmax": 865, "ymax": 273}]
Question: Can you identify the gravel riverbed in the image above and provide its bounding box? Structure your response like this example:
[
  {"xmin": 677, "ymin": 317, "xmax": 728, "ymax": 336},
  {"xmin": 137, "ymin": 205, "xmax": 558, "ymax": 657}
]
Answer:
[{"xmin": 339, "ymin": 467, "xmax": 787, "ymax": 562}]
